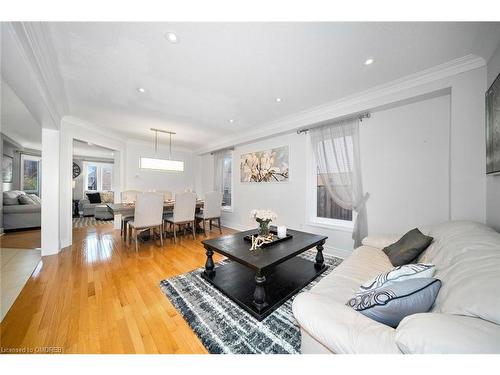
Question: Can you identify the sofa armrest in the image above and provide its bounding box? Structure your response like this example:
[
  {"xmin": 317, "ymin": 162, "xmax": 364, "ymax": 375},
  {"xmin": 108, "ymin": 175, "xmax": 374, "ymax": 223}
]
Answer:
[
  {"xmin": 361, "ymin": 234, "xmax": 401, "ymax": 249},
  {"xmin": 396, "ymin": 313, "xmax": 500, "ymax": 354},
  {"xmin": 292, "ymin": 292, "xmax": 400, "ymax": 354},
  {"xmin": 78, "ymin": 198, "xmax": 90, "ymax": 211}
]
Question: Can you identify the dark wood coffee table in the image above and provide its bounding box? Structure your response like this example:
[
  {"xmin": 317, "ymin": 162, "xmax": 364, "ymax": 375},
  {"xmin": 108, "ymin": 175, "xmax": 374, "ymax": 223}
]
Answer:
[{"xmin": 201, "ymin": 228, "xmax": 328, "ymax": 321}]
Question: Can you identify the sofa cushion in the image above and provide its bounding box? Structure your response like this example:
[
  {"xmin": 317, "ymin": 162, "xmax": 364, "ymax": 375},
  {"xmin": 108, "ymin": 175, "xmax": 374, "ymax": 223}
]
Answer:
[
  {"xmin": 3, "ymin": 204, "xmax": 42, "ymax": 214},
  {"xmin": 362, "ymin": 234, "xmax": 401, "ymax": 249},
  {"xmin": 292, "ymin": 292, "xmax": 400, "ymax": 353},
  {"xmin": 3, "ymin": 190, "xmax": 25, "ymax": 205},
  {"xmin": 396, "ymin": 313, "xmax": 500, "ymax": 354},
  {"xmin": 383, "ymin": 228, "xmax": 433, "ymax": 266},
  {"xmin": 347, "ymin": 278, "xmax": 442, "ymax": 328},
  {"xmin": 359, "ymin": 263, "xmax": 435, "ymax": 292},
  {"xmin": 86, "ymin": 192, "xmax": 101, "ymax": 204},
  {"xmin": 419, "ymin": 221, "xmax": 500, "ymax": 325},
  {"xmin": 309, "ymin": 246, "xmax": 393, "ymax": 304},
  {"xmin": 18, "ymin": 194, "xmax": 36, "ymax": 205}
]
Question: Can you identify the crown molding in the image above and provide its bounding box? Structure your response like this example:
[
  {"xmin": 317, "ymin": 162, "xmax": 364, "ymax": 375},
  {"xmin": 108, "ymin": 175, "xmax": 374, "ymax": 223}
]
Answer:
[
  {"xmin": 7, "ymin": 22, "xmax": 69, "ymax": 129},
  {"xmin": 61, "ymin": 115, "xmax": 128, "ymax": 144},
  {"xmin": 195, "ymin": 54, "xmax": 486, "ymax": 155}
]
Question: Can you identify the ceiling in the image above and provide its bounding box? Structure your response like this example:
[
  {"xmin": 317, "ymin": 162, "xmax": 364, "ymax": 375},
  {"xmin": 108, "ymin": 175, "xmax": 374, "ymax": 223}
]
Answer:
[
  {"xmin": 1, "ymin": 80, "xmax": 42, "ymax": 149},
  {"xmin": 7, "ymin": 22, "xmax": 500, "ymax": 150},
  {"xmin": 73, "ymin": 139, "xmax": 115, "ymax": 159}
]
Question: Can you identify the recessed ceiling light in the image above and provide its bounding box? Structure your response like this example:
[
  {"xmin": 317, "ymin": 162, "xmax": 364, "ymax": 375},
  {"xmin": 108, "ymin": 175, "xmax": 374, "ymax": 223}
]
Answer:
[
  {"xmin": 137, "ymin": 87, "xmax": 146, "ymax": 93},
  {"xmin": 275, "ymin": 97, "xmax": 282, "ymax": 103},
  {"xmin": 364, "ymin": 58, "xmax": 375, "ymax": 65},
  {"xmin": 165, "ymin": 32, "xmax": 179, "ymax": 43},
  {"xmin": 228, "ymin": 119, "xmax": 235, "ymax": 123}
]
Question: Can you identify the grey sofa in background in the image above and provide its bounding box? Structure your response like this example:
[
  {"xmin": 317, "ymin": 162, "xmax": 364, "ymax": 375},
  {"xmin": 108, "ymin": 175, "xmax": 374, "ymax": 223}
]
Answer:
[
  {"xmin": 78, "ymin": 190, "xmax": 114, "ymax": 218},
  {"xmin": 2, "ymin": 190, "xmax": 41, "ymax": 230}
]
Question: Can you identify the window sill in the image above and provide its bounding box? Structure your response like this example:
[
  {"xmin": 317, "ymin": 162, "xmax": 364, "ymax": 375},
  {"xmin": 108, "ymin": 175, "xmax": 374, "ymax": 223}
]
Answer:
[
  {"xmin": 306, "ymin": 218, "xmax": 354, "ymax": 233},
  {"xmin": 221, "ymin": 206, "xmax": 233, "ymax": 213}
]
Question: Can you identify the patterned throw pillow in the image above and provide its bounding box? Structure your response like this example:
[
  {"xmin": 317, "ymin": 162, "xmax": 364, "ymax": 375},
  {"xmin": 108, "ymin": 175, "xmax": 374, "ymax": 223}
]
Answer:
[
  {"xmin": 100, "ymin": 191, "xmax": 114, "ymax": 203},
  {"xmin": 359, "ymin": 263, "xmax": 435, "ymax": 293},
  {"xmin": 28, "ymin": 194, "xmax": 42, "ymax": 204},
  {"xmin": 347, "ymin": 278, "xmax": 442, "ymax": 328}
]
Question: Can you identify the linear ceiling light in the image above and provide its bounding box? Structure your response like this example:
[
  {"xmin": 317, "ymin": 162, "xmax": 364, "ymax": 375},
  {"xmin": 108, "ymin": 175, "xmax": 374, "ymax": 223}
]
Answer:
[{"xmin": 140, "ymin": 129, "xmax": 184, "ymax": 172}]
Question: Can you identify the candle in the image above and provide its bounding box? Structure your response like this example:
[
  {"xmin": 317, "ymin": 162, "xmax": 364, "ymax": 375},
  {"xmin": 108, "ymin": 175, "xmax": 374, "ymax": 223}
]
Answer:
[{"xmin": 277, "ymin": 226, "xmax": 287, "ymax": 239}]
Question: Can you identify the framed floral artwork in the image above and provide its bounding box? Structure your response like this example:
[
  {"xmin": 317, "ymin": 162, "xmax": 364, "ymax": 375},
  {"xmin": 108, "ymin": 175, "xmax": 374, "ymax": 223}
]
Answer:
[{"xmin": 240, "ymin": 145, "xmax": 289, "ymax": 183}]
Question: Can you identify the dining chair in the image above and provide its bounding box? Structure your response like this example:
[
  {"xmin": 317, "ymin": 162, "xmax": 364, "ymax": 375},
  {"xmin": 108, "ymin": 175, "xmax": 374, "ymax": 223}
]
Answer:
[
  {"xmin": 120, "ymin": 190, "xmax": 141, "ymax": 239},
  {"xmin": 195, "ymin": 191, "xmax": 223, "ymax": 236},
  {"xmin": 164, "ymin": 192, "xmax": 197, "ymax": 243},
  {"xmin": 128, "ymin": 192, "xmax": 164, "ymax": 252}
]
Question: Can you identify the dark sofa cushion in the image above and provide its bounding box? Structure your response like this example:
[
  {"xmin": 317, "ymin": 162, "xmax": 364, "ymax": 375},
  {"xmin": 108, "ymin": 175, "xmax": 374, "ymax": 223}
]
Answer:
[
  {"xmin": 382, "ymin": 228, "xmax": 433, "ymax": 266},
  {"xmin": 86, "ymin": 192, "xmax": 102, "ymax": 204}
]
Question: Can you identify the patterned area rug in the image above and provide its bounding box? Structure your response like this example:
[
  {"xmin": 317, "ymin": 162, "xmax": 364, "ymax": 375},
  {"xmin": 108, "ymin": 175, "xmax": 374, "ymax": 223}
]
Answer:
[
  {"xmin": 160, "ymin": 250, "xmax": 342, "ymax": 354},
  {"xmin": 72, "ymin": 217, "xmax": 113, "ymax": 228}
]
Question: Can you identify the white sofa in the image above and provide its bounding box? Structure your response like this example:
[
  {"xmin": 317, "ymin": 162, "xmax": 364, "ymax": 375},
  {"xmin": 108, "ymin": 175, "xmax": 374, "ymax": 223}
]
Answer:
[{"xmin": 292, "ymin": 221, "xmax": 500, "ymax": 354}]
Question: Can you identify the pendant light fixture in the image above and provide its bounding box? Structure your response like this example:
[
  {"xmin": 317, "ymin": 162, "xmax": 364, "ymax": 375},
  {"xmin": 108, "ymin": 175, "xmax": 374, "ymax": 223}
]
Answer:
[{"xmin": 140, "ymin": 128, "xmax": 184, "ymax": 172}]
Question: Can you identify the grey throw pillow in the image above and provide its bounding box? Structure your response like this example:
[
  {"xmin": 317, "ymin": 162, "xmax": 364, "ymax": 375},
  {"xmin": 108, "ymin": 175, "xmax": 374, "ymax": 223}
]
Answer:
[
  {"xmin": 18, "ymin": 194, "xmax": 36, "ymax": 205},
  {"xmin": 382, "ymin": 228, "xmax": 433, "ymax": 266},
  {"xmin": 346, "ymin": 278, "xmax": 442, "ymax": 328}
]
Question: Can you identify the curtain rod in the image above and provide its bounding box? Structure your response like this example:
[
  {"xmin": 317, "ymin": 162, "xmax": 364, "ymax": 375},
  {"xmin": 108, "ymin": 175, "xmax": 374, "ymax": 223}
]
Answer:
[
  {"xmin": 296, "ymin": 112, "xmax": 371, "ymax": 134},
  {"xmin": 210, "ymin": 146, "xmax": 235, "ymax": 155}
]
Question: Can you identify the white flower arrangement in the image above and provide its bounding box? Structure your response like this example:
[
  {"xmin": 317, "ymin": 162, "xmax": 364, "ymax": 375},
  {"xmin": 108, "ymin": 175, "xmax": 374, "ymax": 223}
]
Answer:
[{"xmin": 250, "ymin": 209, "xmax": 277, "ymax": 222}]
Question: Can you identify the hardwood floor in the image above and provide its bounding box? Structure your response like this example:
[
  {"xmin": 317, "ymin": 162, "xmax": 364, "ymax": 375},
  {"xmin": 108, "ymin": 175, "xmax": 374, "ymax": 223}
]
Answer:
[
  {"xmin": 0, "ymin": 223, "xmax": 235, "ymax": 354},
  {"xmin": 0, "ymin": 228, "xmax": 41, "ymax": 249}
]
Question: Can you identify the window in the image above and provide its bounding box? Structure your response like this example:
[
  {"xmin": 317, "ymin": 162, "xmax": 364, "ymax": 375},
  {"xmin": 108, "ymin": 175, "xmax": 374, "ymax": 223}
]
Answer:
[
  {"xmin": 222, "ymin": 152, "xmax": 232, "ymax": 208},
  {"xmin": 21, "ymin": 154, "xmax": 41, "ymax": 194},
  {"xmin": 83, "ymin": 161, "xmax": 114, "ymax": 192},
  {"xmin": 308, "ymin": 135, "xmax": 353, "ymax": 227}
]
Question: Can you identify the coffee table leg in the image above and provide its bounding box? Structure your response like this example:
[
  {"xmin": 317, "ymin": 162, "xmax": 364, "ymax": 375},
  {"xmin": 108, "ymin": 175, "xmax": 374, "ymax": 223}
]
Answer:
[
  {"xmin": 204, "ymin": 246, "xmax": 215, "ymax": 278},
  {"xmin": 315, "ymin": 241, "xmax": 325, "ymax": 270},
  {"xmin": 253, "ymin": 272, "xmax": 267, "ymax": 311}
]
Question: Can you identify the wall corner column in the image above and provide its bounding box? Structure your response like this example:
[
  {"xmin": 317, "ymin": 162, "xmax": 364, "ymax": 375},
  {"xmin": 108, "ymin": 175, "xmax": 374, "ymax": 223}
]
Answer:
[{"xmin": 41, "ymin": 128, "xmax": 60, "ymax": 256}]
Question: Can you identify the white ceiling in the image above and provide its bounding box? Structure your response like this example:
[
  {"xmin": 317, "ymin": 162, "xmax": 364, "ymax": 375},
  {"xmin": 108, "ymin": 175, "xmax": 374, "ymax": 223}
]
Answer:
[
  {"xmin": 73, "ymin": 139, "xmax": 115, "ymax": 159},
  {"xmin": 12, "ymin": 22, "xmax": 500, "ymax": 149},
  {"xmin": 1, "ymin": 80, "xmax": 42, "ymax": 149}
]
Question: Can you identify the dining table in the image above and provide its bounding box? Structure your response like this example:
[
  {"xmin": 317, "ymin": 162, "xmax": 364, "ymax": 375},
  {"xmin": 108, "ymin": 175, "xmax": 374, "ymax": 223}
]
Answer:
[{"xmin": 106, "ymin": 199, "xmax": 205, "ymax": 231}]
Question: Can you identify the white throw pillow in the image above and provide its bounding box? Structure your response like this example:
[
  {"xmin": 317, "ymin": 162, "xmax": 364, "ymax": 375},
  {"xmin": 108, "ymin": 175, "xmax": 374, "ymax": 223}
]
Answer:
[{"xmin": 358, "ymin": 263, "xmax": 435, "ymax": 293}]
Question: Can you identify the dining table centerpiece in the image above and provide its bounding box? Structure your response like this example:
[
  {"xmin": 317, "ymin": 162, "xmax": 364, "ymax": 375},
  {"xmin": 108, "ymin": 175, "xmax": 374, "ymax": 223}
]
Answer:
[{"xmin": 250, "ymin": 209, "xmax": 277, "ymax": 237}]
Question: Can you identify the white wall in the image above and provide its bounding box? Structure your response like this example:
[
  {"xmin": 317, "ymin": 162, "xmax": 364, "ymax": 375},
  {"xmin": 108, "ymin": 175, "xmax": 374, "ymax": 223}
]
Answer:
[
  {"xmin": 361, "ymin": 95, "xmax": 451, "ymax": 234},
  {"xmin": 41, "ymin": 128, "xmax": 60, "ymax": 256},
  {"xmin": 125, "ymin": 140, "xmax": 196, "ymax": 195},
  {"xmin": 486, "ymin": 43, "xmax": 500, "ymax": 232},
  {"xmin": 197, "ymin": 67, "xmax": 487, "ymax": 256}
]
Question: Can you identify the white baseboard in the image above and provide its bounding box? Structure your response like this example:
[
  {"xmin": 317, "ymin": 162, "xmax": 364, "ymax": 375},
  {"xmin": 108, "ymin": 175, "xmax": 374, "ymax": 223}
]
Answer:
[
  {"xmin": 322, "ymin": 244, "xmax": 351, "ymax": 259},
  {"xmin": 221, "ymin": 220, "xmax": 351, "ymax": 259}
]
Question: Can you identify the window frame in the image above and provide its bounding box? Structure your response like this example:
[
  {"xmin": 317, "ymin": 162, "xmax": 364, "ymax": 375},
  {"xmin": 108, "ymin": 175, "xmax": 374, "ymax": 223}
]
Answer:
[
  {"xmin": 305, "ymin": 133, "xmax": 354, "ymax": 232},
  {"xmin": 20, "ymin": 154, "xmax": 42, "ymax": 194},
  {"xmin": 221, "ymin": 151, "xmax": 234, "ymax": 212},
  {"xmin": 83, "ymin": 161, "xmax": 114, "ymax": 193}
]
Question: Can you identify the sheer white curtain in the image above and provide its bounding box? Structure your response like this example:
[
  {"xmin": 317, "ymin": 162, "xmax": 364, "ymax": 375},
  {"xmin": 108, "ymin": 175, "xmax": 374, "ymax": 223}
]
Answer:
[
  {"xmin": 310, "ymin": 117, "xmax": 369, "ymax": 247},
  {"xmin": 213, "ymin": 150, "xmax": 225, "ymax": 193}
]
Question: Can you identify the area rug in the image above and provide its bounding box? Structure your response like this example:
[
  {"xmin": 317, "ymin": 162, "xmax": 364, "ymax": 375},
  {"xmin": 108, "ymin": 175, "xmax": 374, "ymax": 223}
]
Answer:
[
  {"xmin": 159, "ymin": 250, "xmax": 342, "ymax": 354},
  {"xmin": 72, "ymin": 217, "xmax": 113, "ymax": 228}
]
